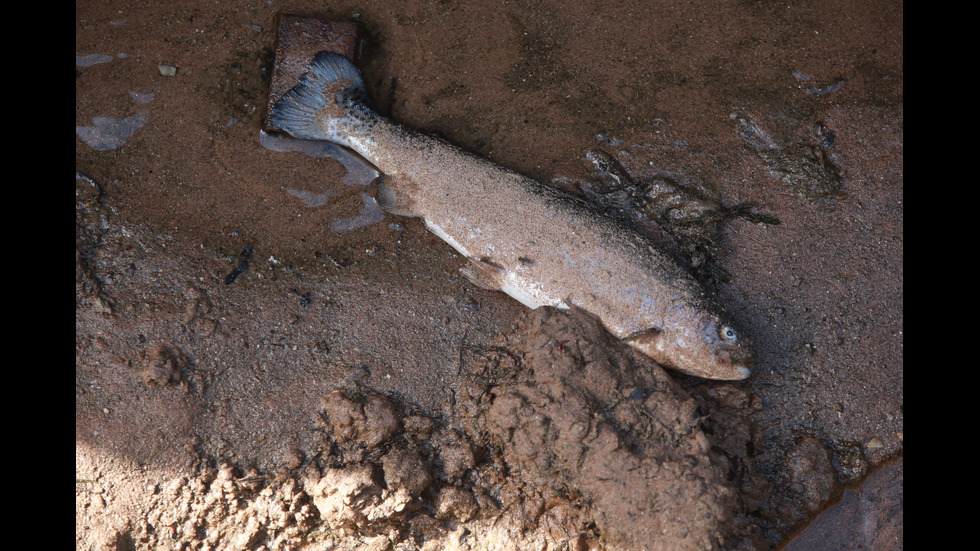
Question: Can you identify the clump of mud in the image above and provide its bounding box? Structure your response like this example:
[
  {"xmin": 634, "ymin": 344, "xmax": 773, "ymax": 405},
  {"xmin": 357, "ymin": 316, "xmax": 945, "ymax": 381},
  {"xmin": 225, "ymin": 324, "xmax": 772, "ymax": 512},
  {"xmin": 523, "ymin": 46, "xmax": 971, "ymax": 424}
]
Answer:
[
  {"xmin": 141, "ymin": 343, "xmax": 190, "ymax": 387},
  {"xmin": 300, "ymin": 307, "xmax": 765, "ymax": 550},
  {"xmin": 301, "ymin": 388, "xmax": 500, "ymax": 544},
  {"xmin": 455, "ymin": 307, "xmax": 758, "ymax": 550}
]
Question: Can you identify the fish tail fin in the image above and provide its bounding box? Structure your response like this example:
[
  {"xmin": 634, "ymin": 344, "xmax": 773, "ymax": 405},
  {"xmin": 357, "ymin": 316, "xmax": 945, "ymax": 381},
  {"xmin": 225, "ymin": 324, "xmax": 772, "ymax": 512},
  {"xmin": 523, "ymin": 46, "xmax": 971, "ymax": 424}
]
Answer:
[{"xmin": 268, "ymin": 52, "xmax": 371, "ymax": 146}]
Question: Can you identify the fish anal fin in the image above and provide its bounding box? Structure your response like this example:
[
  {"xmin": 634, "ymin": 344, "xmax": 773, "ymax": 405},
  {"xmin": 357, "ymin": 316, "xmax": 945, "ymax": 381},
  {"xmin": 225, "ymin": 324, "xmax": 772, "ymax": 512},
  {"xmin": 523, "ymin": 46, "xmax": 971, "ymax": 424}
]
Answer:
[
  {"xmin": 377, "ymin": 174, "xmax": 422, "ymax": 217},
  {"xmin": 460, "ymin": 258, "xmax": 506, "ymax": 291}
]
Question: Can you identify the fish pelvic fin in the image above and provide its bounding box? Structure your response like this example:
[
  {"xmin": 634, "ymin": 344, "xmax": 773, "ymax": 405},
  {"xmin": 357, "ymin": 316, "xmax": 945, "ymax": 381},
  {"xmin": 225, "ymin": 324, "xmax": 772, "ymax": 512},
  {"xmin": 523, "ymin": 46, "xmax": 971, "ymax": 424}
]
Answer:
[
  {"xmin": 460, "ymin": 258, "xmax": 506, "ymax": 291},
  {"xmin": 268, "ymin": 52, "xmax": 372, "ymax": 145}
]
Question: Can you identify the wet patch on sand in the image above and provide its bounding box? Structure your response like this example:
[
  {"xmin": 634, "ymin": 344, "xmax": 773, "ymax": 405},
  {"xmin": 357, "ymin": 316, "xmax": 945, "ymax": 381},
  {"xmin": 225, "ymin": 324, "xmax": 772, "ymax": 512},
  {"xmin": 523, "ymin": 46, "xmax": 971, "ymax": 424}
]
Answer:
[
  {"xmin": 733, "ymin": 107, "xmax": 845, "ymax": 200},
  {"xmin": 553, "ymin": 149, "xmax": 779, "ymax": 286}
]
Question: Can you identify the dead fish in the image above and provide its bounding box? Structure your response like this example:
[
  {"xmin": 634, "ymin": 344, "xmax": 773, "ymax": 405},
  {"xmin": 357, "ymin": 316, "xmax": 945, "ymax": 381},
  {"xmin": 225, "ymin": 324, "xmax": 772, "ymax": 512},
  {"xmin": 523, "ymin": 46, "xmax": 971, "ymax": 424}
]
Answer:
[{"xmin": 269, "ymin": 52, "xmax": 756, "ymax": 380}]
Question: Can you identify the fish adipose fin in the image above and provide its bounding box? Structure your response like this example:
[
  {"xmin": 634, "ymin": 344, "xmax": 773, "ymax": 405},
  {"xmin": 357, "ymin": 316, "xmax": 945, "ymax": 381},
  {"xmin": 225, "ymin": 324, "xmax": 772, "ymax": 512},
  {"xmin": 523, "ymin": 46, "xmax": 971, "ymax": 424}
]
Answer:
[{"xmin": 268, "ymin": 52, "xmax": 368, "ymax": 145}]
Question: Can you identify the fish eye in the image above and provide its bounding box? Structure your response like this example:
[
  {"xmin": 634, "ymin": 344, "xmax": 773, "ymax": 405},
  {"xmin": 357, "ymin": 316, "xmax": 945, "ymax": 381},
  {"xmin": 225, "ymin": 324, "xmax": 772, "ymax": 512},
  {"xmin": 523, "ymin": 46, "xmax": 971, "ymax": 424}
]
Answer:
[{"xmin": 720, "ymin": 325, "xmax": 738, "ymax": 342}]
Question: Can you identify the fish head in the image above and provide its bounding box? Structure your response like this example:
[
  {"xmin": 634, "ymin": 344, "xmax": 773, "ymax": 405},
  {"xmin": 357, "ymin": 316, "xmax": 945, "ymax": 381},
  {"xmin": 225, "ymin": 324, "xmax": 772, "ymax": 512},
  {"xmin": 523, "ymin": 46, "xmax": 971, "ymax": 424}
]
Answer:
[{"xmin": 625, "ymin": 306, "xmax": 756, "ymax": 380}]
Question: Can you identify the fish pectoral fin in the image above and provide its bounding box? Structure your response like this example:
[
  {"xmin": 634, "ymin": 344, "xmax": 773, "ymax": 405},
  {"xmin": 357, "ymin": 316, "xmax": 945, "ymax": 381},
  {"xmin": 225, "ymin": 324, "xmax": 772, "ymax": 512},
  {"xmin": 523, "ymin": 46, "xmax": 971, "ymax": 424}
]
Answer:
[
  {"xmin": 460, "ymin": 257, "xmax": 506, "ymax": 291},
  {"xmin": 622, "ymin": 327, "xmax": 663, "ymax": 347}
]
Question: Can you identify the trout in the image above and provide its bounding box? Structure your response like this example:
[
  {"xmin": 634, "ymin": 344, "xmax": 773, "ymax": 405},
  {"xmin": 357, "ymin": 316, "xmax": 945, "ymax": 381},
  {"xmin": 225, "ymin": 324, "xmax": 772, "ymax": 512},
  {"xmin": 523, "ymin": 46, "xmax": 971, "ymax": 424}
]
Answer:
[{"xmin": 269, "ymin": 52, "xmax": 755, "ymax": 379}]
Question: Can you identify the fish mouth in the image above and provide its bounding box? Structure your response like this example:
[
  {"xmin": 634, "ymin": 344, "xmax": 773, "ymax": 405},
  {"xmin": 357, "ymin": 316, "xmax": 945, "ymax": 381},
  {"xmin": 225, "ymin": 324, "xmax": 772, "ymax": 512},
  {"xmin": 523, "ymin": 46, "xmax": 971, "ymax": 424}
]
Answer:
[
  {"xmin": 668, "ymin": 360, "xmax": 751, "ymax": 381},
  {"xmin": 708, "ymin": 350, "xmax": 755, "ymax": 380},
  {"xmin": 710, "ymin": 363, "xmax": 752, "ymax": 381},
  {"xmin": 623, "ymin": 336, "xmax": 755, "ymax": 380}
]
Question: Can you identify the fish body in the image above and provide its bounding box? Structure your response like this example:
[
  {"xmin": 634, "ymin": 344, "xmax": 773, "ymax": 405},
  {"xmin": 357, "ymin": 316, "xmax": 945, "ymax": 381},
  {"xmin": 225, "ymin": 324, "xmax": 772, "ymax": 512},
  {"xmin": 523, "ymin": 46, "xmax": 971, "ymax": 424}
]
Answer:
[{"xmin": 270, "ymin": 52, "xmax": 755, "ymax": 379}]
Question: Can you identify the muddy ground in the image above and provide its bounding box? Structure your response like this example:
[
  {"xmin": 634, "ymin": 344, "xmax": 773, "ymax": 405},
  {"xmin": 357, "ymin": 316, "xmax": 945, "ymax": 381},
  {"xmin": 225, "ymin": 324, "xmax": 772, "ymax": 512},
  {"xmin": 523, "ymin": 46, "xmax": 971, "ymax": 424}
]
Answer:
[{"xmin": 76, "ymin": 1, "xmax": 903, "ymax": 550}]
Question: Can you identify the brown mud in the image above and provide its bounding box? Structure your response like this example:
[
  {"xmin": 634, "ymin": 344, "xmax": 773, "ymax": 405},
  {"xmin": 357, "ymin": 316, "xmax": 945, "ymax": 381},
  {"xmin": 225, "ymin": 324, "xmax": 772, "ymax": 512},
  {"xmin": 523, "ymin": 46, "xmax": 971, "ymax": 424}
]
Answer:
[{"xmin": 77, "ymin": 1, "xmax": 903, "ymax": 549}]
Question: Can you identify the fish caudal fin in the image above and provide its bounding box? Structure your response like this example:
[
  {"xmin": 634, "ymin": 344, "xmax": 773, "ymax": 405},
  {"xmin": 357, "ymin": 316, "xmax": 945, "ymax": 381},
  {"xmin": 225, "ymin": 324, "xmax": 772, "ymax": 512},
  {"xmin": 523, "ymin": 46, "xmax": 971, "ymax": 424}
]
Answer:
[{"xmin": 268, "ymin": 52, "xmax": 368, "ymax": 144}]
